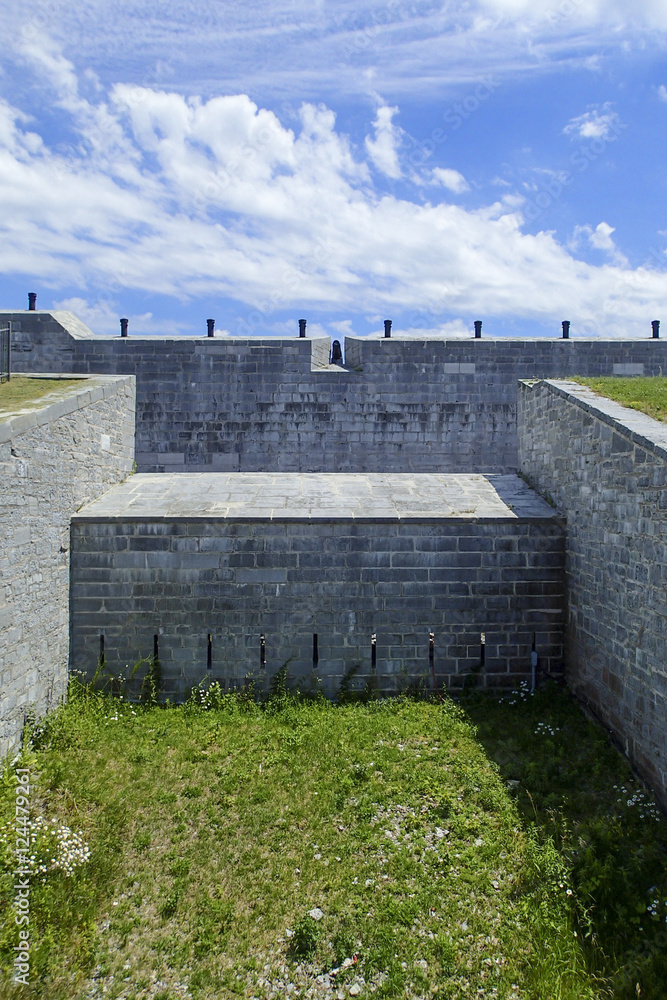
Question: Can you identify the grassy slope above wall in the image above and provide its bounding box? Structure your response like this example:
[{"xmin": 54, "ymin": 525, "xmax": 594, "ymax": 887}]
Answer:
[
  {"xmin": 0, "ymin": 377, "xmax": 94, "ymax": 417},
  {"xmin": 571, "ymin": 376, "xmax": 667, "ymax": 423}
]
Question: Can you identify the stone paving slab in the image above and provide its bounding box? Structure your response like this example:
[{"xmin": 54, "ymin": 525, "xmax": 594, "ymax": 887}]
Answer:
[{"xmin": 74, "ymin": 473, "xmax": 560, "ymax": 522}]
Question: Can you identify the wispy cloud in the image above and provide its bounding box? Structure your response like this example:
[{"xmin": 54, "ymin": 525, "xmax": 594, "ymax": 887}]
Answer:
[
  {"xmin": 430, "ymin": 167, "xmax": 470, "ymax": 194},
  {"xmin": 564, "ymin": 103, "xmax": 624, "ymax": 141},
  {"xmin": 571, "ymin": 222, "xmax": 629, "ymax": 266},
  {"xmin": 2, "ymin": 1, "xmax": 666, "ymax": 105},
  {"xmin": 365, "ymin": 104, "xmax": 402, "ymax": 178}
]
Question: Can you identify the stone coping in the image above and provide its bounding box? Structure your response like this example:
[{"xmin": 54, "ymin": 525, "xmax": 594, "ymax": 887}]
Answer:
[
  {"xmin": 0, "ymin": 373, "xmax": 135, "ymax": 443},
  {"xmin": 73, "ymin": 472, "xmax": 562, "ymax": 523},
  {"xmin": 347, "ymin": 335, "xmax": 666, "ymax": 342},
  {"xmin": 523, "ymin": 379, "xmax": 667, "ymax": 461}
]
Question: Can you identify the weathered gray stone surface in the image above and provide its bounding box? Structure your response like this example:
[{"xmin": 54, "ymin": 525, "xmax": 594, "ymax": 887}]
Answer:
[
  {"xmin": 0, "ymin": 374, "xmax": 135, "ymax": 757},
  {"xmin": 4, "ymin": 310, "xmax": 666, "ymax": 474},
  {"xmin": 71, "ymin": 473, "xmax": 565, "ymax": 700},
  {"xmin": 76, "ymin": 472, "xmax": 558, "ymax": 521},
  {"xmin": 518, "ymin": 378, "xmax": 667, "ymax": 810}
]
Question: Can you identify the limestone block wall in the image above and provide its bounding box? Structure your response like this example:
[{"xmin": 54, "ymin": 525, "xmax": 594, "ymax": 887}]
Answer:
[
  {"xmin": 4, "ymin": 310, "xmax": 667, "ymax": 474},
  {"xmin": 518, "ymin": 379, "xmax": 667, "ymax": 810},
  {"xmin": 70, "ymin": 516, "xmax": 565, "ymax": 701},
  {"xmin": 0, "ymin": 375, "xmax": 135, "ymax": 756}
]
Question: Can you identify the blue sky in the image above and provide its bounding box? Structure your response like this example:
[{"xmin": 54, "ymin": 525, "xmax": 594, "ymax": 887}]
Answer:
[{"xmin": 1, "ymin": 1, "xmax": 667, "ymax": 338}]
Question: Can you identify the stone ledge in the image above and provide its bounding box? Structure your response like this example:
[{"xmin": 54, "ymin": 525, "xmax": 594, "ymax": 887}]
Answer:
[
  {"xmin": 521, "ymin": 379, "xmax": 667, "ymax": 462},
  {"xmin": 0, "ymin": 374, "xmax": 135, "ymax": 444},
  {"xmin": 72, "ymin": 472, "xmax": 564, "ymax": 522}
]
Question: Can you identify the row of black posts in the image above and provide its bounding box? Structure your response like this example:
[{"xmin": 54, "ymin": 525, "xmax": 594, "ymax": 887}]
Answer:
[
  {"xmin": 299, "ymin": 317, "xmax": 662, "ymax": 339},
  {"xmin": 20, "ymin": 292, "xmax": 663, "ymax": 339}
]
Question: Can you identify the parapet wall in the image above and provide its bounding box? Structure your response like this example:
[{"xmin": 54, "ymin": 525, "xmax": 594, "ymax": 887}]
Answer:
[
  {"xmin": 518, "ymin": 379, "xmax": 667, "ymax": 810},
  {"xmin": 70, "ymin": 473, "xmax": 565, "ymax": 699},
  {"xmin": 0, "ymin": 374, "xmax": 135, "ymax": 756},
  {"xmin": 5, "ymin": 311, "xmax": 666, "ymax": 474}
]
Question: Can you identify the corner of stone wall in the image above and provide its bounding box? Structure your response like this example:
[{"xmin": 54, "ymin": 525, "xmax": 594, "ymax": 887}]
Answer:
[
  {"xmin": 516, "ymin": 376, "xmax": 667, "ymax": 812},
  {"xmin": 0, "ymin": 310, "xmax": 96, "ymax": 374},
  {"xmin": 0, "ymin": 374, "xmax": 136, "ymax": 759}
]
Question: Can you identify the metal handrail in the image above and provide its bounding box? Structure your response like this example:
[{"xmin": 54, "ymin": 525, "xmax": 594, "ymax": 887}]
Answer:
[{"xmin": 0, "ymin": 322, "xmax": 10, "ymax": 383}]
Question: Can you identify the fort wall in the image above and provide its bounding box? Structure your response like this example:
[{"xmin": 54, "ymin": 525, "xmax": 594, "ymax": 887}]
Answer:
[
  {"xmin": 70, "ymin": 473, "xmax": 565, "ymax": 700},
  {"xmin": 2, "ymin": 309, "xmax": 666, "ymax": 811},
  {"xmin": 4, "ymin": 311, "xmax": 666, "ymax": 473},
  {"xmin": 0, "ymin": 374, "xmax": 135, "ymax": 757},
  {"xmin": 518, "ymin": 379, "xmax": 667, "ymax": 809}
]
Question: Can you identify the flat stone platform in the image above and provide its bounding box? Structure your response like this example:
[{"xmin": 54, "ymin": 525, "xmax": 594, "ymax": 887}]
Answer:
[{"xmin": 76, "ymin": 472, "xmax": 558, "ymax": 521}]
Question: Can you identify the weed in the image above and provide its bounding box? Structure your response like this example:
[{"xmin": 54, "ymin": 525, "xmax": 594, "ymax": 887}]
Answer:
[{"xmin": 289, "ymin": 914, "xmax": 321, "ymax": 959}]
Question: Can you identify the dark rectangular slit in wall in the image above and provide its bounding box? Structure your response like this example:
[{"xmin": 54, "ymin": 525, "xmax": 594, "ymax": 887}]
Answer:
[
  {"xmin": 480, "ymin": 631, "xmax": 486, "ymax": 667},
  {"xmin": 429, "ymin": 631, "xmax": 435, "ymax": 667},
  {"xmin": 207, "ymin": 633, "xmax": 212, "ymax": 671},
  {"xmin": 99, "ymin": 634, "xmax": 105, "ymax": 669},
  {"xmin": 260, "ymin": 634, "xmax": 266, "ymax": 669},
  {"xmin": 153, "ymin": 634, "xmax": 159, "ymax": 667},
  {"xmin": 312, "ymin": 633, "xmax": 319, "ymax": 668},
  {"xmin": 371, "ymin": 632, "xmax": 377, "ymax": 669}
]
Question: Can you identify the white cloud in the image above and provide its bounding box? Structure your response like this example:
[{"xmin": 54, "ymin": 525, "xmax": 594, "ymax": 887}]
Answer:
[
  {"xmin": 0, "ymin": 44, "xmax": 666, "ymax": 337},
  {"xmin": 589, "ymin": 221, "xmax": 616, "ymax": 252},
  {"xmin": 564, "ymin": 103, "xmax": 624, "ymax": 141},
  {"xmin": 571, "ymin": 222, "xmax": 629, "ymax": 266},
  {"xmin": 365, "ymin": 104, "xmax": 402, "ymax": 179},
  {"xmin": 330, "ymin": 319, "xmax": 355, "ymax": 337},
  {"xmin": 430, "ymin": 168, "xmax": 470, "ymax": 194},
  {"xmin": 658, "ymin": 84, "xmax": 667, "ymax": 102}
]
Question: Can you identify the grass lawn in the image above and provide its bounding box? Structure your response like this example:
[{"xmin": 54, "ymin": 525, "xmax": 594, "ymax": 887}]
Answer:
[
  {"xmin": 1, "ymin": 680, "xmax": 665, "ymax": 1000},
  {"xmin": 0, "ymin": 376, "xmax": 92, "ymax": 416},
  {"xmin": 570, "ymin": 376, "xmax": 667, "ymax": 423}
]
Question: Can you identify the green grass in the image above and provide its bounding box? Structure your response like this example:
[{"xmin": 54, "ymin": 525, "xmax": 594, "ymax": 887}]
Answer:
[
  {"xmin": 570, "ymin": 376, "xmax": 667, "ymax": 423},
  {"xmin": 0, "ymin": 376, "xmax": 91, "ymax": 416},
  {"xmin": 0, "ymin": 680, "xmax": 665, "ymax": 999}
]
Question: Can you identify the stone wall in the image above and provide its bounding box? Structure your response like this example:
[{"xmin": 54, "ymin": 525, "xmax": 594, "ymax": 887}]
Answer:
[
  {"xmin": 5, "ymin": 310, "xmax": 666, "ymax": 474},
  {"xmin": 70, "ymin": 474, "xmax": 565, "ymax": 700},
  {"xmin": 518, "ymin": 379, "xmax": 667, "ymax": 810},
  {"xmin": 0, "ymin": 375, "xmax": 135, "ymax": 756}
]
